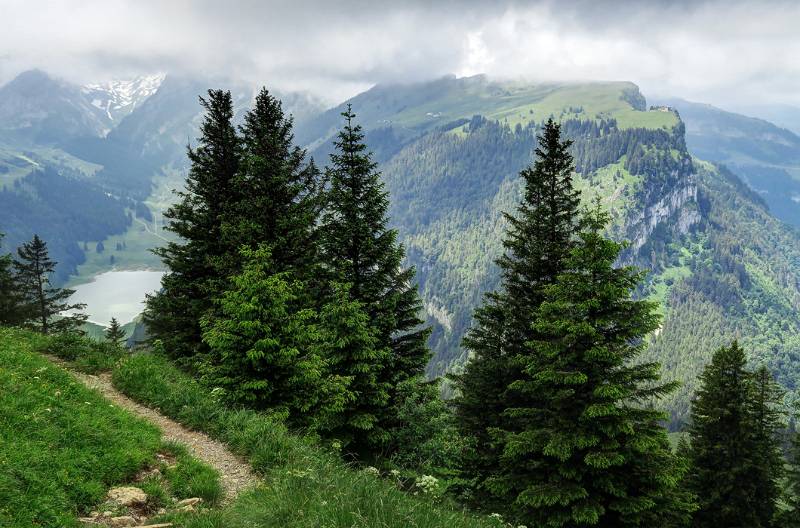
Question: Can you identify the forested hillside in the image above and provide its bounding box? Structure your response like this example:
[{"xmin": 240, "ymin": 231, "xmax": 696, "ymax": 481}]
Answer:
[{"xmin": 299, "ymin": 76, "xmax": 800, "ymax": 425}]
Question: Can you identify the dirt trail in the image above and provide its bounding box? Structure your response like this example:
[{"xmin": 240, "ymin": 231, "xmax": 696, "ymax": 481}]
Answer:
[{"xmin": 47, "ymin": 356, "xmax": 258, "ymax": 502}]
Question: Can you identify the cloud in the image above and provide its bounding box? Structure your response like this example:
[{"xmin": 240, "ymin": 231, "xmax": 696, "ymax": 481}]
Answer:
[{"xmin": 2, "ymin": 0, "xmax": 799, "ymax": 107}]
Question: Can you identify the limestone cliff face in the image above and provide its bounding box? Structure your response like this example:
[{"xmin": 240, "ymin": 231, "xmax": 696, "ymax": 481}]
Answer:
[{"xmin": 627, "ymin": 175, "xmax": 701, "ymax": 254}]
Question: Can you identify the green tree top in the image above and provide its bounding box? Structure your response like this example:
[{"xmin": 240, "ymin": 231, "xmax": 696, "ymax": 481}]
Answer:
[
  {"xmin": 105, "ymin": 317, "xmax": 125, "ymax": 347},
  {"xmin": 454, "ymin": 118, "xmax": 582, "ymax": 512},
  {"xmin": 320, "ymin": 105, "xmax": 430, "ymax": 453}
]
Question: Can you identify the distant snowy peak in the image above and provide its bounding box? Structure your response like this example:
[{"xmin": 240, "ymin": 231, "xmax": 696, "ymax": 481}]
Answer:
[{"xmin": 82, "ymin": 73, "xmax": 165, "ymax": 123}]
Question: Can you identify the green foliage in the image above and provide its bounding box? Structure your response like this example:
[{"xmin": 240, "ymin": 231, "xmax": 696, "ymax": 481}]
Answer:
[
  {"xmin": 226, "ymin": 87, "xmax": 323, "ymax": 283},
  {"xmin": 160, "ymin": 441, "xmax": 223, "ymax": 505},
  {"xmin": 145, "ymin": 89, "xmax": 241, "ymax": 360},
  {"xmin": 388, "ymin": 377, "xmax": 468, "ymax": 478},
  {"xmin": 0, "ymin": 165, "xmax": 132, "ymax": 283},
  {"xmin": 13, "ymin": 234, "xmax": 87, "ymax": 334},
  {"xmin": 453, "ymin": 118, "xmax": 581, "ymax": 514},
  {"xmin": 778, "ymin": 428, "xmax": 800, "ymax": 527},
  {"xmin": 687, "ymin": 342, "xmax": 785, "ymax": 528},
  {"xmin": 105, "ymin": 317, "xmax": 125, "ymax": 347},
  {"xmin": 0, "ymin": 231, "xmax": 22, "ymax": 325},
  {"xmin": 646, "ymin": 163, "xmax": 800, "ymax": 428},
  {"xmin": 40, "ymin": 332, "xmax": 124, "ymax": 374},
  {"xmin": 200, "ymin": 245, "xmax": 350, "ymax": 429},
  {"xmin": 314, "ymin": 282, "xmax": 390, "ymax": 446},
  {"xmin": 749, "ymin": 366, "xmax": 787, "ymax": 524},
  {"xmin": 320, "ymin": 106, "xmax": 430, "ymax": 453},
  {"xmin": 112, "ymin": 352, "xmax": 496, "ymax": 528},
  {"xmin": 495, "ymin": 207, "xmax": 690, "ymax": 527},
  {"xmin": 0, "ymin": 328, "xmax": 161, "ymax": 527}
]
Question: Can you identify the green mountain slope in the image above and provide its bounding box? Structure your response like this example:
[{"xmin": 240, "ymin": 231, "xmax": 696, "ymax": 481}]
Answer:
[{"xmin": 299, "ymin": 77, "xmax": 800, "ymax": 425}]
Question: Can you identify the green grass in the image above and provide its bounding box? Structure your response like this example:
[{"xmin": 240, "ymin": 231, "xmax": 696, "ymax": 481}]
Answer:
[
  {"xmin": 112, "ymin": 353, "xmax": 496, "ymax": 528},
  {"xmin": 369, "ymin": 80, "xmax": 678, "ymax": 134},
  {"xmin": 39, "ymin": 332, "xmax": 126, "ymax": 374},
  {"xmin": 0, "ymin": 328, "xmax": 161, "ymax": 527},
  {"xmin": 0, "ymin": 329, "xmax": 226, "ymax": 526},
  {"xmin": 160, "ymin": 441, "xmax": 223, "ymax": 506}
]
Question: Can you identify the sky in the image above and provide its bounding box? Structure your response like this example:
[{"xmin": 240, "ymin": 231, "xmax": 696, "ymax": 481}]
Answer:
[{"xmin": 2, "ymin": 0, "xmax": 799, "ymax": 108}]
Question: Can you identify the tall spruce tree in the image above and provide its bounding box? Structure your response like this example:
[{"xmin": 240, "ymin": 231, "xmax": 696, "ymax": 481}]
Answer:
[
  {"xmin": 227, "ymin": 87, "xmax": 323, "ymax": 283},
  {"xmin": 494, "ymin": 206, "xmax": 691, "ymax": 527},
  {"xmin": 0, "ymin": 232, "xmax": 21, "ymax": 325},
  {"xmin": 749, "ymin": 366, "xmax": 785, "ymax": 525},
  {"xmin": 105, "ymin": 317, "xmax": 126, "ymax": 347},
  {"xmin": 145, "ymin": 90, "xmax": 241, "ymax": 360},
  {"xmin": 14, "ymin": 234, "xmax": 86, "ymax": 334},
  {"xmin": 320, "ymin": 106, "xmax": 429, "ymax": 452},
  {"xmin": 687, "ymin": 342, "xmax": 766, "ymax": 528},
  {"xmin": 453, "ymin": 118, "xmax": 581, "ymax": 511}
]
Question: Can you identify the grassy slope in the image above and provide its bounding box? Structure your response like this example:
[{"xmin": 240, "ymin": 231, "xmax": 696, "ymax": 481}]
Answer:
[
  {"xmin": 383, "ymin": 79, "xmax": 679, "ymax": 131},
  {"xmin": 298, "ymin": 76, "xmax": 677, "ymax": 149},
  {"xmin": 0, "ymin": 142, "xmax": 102, "ymax": 190},
  {"xmin": 112, "ymin": 353, "xmax": 496, "ymax": 528},
  {"xmin": 0, "ymin": 328, "xmax": 161, "ymax": 527}
]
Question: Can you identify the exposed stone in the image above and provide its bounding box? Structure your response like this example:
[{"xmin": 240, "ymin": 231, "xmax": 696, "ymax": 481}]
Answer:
[
  {"xmin": 177, "ymin": 497, "xmax": 203, "ymax": 511},
  {"xmin": 107, "ymin": 486, "xmax": 147, "ymax": 506},
  {"xmin": 107, "ymin": 516, "xmax": 137, "ymax": 528}
]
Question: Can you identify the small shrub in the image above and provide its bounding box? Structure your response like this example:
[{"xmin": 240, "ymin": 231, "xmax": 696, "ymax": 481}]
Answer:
[{"xmin": 39, "ymin": 332, "xmax": 124, "ymax": 373}]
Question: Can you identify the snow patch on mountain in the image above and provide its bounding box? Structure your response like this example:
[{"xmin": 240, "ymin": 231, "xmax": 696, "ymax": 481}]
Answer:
[{"xmin": 82, "ymin": 74, "xmax": 165, "ymax": 125}]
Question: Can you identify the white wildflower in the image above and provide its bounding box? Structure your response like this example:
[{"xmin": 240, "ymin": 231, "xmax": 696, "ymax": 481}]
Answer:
[
  {"xmin": 363, "ymin": 466, "xmax": 380, "ymax": 476},
  {"xmin": 415, "ymin": 474, "xmax": 439, "ymax": 494}
]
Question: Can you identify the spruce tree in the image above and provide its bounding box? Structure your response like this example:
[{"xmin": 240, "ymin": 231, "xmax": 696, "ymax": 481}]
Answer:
[
  {"xmin": 687, "ymin": 342, "xmax": 763, "ymax": 528},
  {"xmin": 105, "ymin": 317, "xmax": 126, "ymax": 347},
  {"xmin": 495, "ymin": 206, "xmax": 691, "ymax": 527},
  {"xmin": 0, "ymin": 232, "xmax": 21, "ymax": 326},
  {"xmin": 145, "ymin": 90, "xmax": 241, "ymax": 360},
  {"xmin": 226, "ymin": 87, "xmax": 323, "ymax": 282},
  {"xmin": 749, "ymin": 366, "xmax": 785, "ymax": 525},
  {"xmin": 200, "ymin": 246, "xmax": 352, "ymax": 429},
  {"xmin": 320, "ymin": 106, "xmax": 429, "ymax": 452},
  {"xmin": 453, "ymin": 118, "xmax": 580, "ymax": 510},
  {"xmin": 13, "ymin": 234, "xmax": 86, "ymax": 334},
  {"xmin": 314, "ymin": 282, "xmax": 390, "ymax": 442}
]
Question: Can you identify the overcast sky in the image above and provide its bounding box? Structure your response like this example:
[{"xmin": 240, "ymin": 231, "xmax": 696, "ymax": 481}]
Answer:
[{"xmin": 2, "ymin": 0, "xmax": 799, "ymax": 108}]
